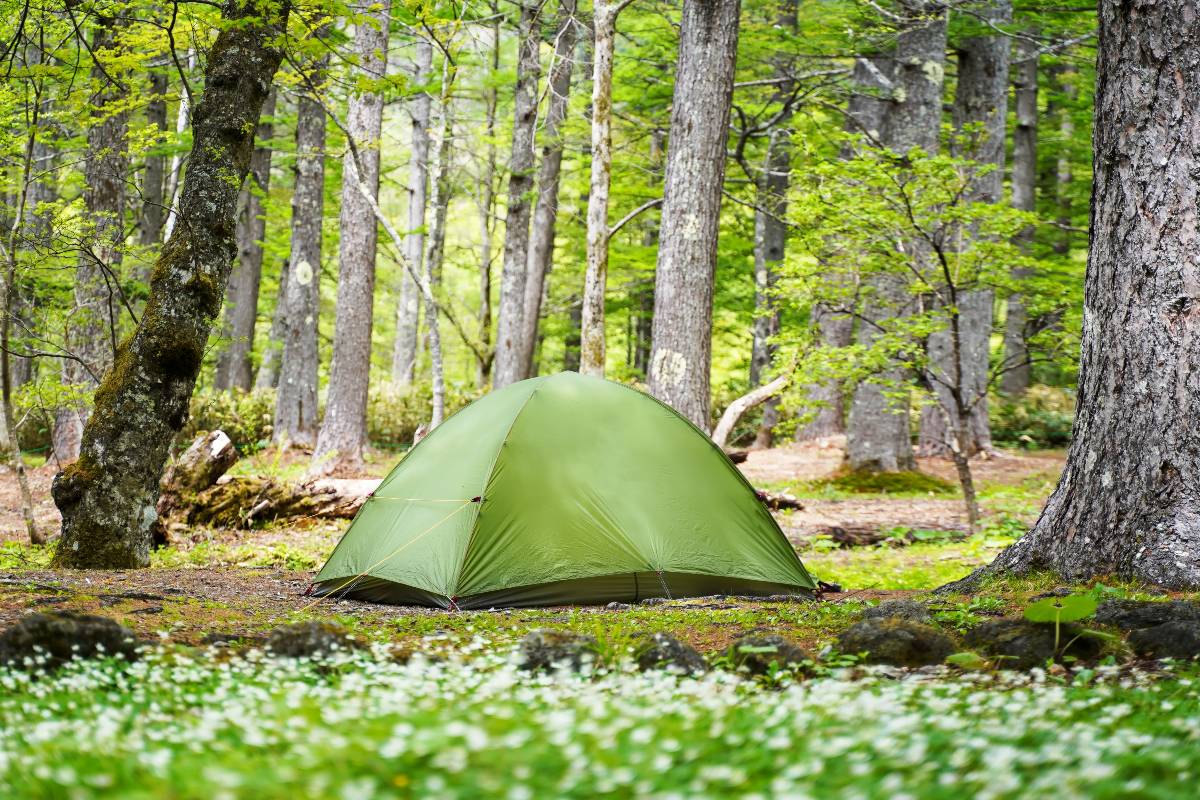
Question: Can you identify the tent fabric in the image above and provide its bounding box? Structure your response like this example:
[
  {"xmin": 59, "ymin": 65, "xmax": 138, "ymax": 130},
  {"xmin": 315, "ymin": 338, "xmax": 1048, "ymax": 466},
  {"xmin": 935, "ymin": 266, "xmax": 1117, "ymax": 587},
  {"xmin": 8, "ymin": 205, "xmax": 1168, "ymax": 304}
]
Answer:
[{"xmin": 313, "ymin": 372, "xmax": 815, "ymax": 608}]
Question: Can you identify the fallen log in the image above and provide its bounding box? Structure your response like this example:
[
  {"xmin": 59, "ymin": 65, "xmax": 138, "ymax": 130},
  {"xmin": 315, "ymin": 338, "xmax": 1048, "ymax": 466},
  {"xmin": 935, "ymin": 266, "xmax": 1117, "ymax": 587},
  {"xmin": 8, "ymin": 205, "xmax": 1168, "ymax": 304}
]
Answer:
[
  {"xmin": 181, "ymin": 476, "xmax": 382, "ymax": 528},
  {"xmin": 756, "ymin": 490, "xmax": 804, "ymax": 511},
  {"xmin": 816, "ymin": 524, "xmax": 967, "ymax": 548}
]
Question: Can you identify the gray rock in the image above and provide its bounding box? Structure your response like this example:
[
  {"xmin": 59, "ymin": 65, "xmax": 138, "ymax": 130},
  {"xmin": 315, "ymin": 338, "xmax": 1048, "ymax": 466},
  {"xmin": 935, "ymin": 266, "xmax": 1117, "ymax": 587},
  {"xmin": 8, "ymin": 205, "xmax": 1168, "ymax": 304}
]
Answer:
[
  {"xmin": 1128, "ymin": 621, "xmax": 1200, "ymax": 660},
  {"xmin": 861, "ymin": 599, "xmax": 933, "ymax": 624},
  {"xmin": 728, "ymin": 634, "xmax": 811, "ymax": 676},
  {"xmin": 1094, "ymin": 600, "xmax": 1200, "ymax": 631},
  {"xmin": 0, "ymin": 612, "xmax": 141, "ymax": 669},
  {"xmin": 632, "ymin": 632, "xmax": 707, "ymax": 675},
  {"xmin": 964, "ymin": 618, "xmax": 1100, "ymax": 670},
  {"xmin": 264, "ymin": 622, "xmax": 363, "ymax": 659},
  {"xmin": 838, "ymin": 618, "xmax": 954, "ymax": 667},
  {"xmin": 605, "ymin": 602, "xmax": 632, "ymax": 610},
  {"xmin": 640, "ymin": 597, "xmax": 670, "ymax": 607},
  {"xmin": 517, "ymin": 629, "xmax": 600, "ymax": 672}
]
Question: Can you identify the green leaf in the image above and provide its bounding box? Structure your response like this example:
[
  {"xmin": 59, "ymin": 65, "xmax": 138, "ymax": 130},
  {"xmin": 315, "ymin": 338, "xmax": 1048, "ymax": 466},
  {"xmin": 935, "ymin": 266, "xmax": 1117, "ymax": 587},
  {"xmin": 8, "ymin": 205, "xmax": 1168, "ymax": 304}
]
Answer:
[
  {"xmin": 1023, "ymin": 594, "xmax": 1098, "ymax": 623},
  {"xmin": 945, "ymin": 651, "xmax": 990, "ymax": 671}
]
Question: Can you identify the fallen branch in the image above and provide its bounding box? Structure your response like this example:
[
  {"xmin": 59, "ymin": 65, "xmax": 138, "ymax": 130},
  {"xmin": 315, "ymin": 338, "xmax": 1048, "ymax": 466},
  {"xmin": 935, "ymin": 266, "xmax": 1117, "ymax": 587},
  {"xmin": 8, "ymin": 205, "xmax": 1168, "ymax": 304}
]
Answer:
[{"xmin": 711, "ymin": 371, "xmax": 792, "ymax": 449}]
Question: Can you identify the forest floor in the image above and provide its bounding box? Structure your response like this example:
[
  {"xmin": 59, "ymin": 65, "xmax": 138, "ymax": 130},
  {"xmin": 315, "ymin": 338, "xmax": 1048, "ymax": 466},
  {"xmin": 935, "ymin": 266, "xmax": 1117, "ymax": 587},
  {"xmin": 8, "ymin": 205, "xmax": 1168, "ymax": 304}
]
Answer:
[{"xmin": 7, "ymin": 443, "xmax": 1200, "ymax": 799}]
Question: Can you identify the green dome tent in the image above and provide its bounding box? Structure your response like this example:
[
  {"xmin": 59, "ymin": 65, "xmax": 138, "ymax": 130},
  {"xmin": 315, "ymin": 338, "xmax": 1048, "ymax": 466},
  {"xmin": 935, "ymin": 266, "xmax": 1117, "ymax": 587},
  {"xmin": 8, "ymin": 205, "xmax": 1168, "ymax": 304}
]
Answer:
[{"xmin": 313, "ymin": 372, "xmax": 814, "ymax": 608}]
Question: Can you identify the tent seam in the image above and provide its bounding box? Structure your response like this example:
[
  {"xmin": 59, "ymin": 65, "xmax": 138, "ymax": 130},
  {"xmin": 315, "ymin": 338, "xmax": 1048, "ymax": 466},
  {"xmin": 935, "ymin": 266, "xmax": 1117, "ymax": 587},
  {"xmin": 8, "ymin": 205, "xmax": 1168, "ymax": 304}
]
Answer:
[{"xmin": 450, "ymin": 379, "xmax": 547, "ymax": 597}]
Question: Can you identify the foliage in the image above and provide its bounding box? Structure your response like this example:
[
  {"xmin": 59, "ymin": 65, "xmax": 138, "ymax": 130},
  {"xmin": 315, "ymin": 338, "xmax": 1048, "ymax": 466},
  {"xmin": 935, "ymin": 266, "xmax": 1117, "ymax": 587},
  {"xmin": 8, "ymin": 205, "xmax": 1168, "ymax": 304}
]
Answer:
[
  {"xmin": 821, "ymin": 469, "xmax": 957, "ymax": 496},
  {"xmin": 183, "ymin": 389, "xmax": 277, "ymax": 454},
  {"xmin": 365, "ymin": 382, "xmax": 482, "ymax": 451},
  {"xmin": 991, "ymin": 385, "xmax": 1076, "ymax": 449}
]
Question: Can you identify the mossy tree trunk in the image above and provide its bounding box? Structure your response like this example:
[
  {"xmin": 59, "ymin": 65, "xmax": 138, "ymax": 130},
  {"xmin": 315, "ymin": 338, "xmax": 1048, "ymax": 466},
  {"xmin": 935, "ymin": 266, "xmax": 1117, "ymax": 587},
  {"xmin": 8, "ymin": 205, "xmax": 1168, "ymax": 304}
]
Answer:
[{"xmin": 51, "ymin": 0, "xmax": 289, "ymax": 569}]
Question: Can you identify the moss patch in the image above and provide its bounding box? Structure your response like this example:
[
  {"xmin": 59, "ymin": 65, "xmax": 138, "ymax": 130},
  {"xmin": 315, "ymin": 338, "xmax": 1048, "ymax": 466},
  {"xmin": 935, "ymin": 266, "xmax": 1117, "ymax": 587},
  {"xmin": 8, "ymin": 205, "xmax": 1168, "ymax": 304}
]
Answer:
[{"xmin": 810, "ymin": 469, "xmax": 957, "ymax": 496}]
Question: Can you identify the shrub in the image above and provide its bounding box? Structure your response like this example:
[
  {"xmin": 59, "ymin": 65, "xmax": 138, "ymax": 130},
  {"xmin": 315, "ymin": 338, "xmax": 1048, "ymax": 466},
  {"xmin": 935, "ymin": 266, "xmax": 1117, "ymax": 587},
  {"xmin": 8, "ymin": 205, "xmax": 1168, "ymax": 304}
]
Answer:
[
  {"xmin": 990, "ymin": 385, "xmax": 1075, "ymax": 450},
  {"xmin": 183, "ymin": 388, "xmax": 276, "ymax": 454},
  {"xmin": 366, "ymin": 382, "xmax": 483, "ymax": 451}
]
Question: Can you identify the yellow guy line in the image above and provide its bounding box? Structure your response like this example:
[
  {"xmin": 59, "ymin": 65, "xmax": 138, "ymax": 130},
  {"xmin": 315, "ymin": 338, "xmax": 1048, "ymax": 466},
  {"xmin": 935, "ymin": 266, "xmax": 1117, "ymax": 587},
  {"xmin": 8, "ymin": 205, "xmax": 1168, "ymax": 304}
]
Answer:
[{"xmin": 297, "ymin": 499, "xmax": 474, "ymax": 615}]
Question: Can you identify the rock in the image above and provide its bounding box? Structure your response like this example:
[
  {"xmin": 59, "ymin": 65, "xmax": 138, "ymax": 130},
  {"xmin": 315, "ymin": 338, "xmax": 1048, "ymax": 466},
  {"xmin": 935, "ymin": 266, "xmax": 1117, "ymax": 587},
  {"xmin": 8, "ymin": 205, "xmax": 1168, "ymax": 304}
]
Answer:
[
  {"xmin": 605, "ymin": 601, "xmax": 632, "ymax": 610},
  {"xmin": 1128, "ymin": 621, "xmax": 1200, "ymax": 660},
  {"xmin": 837, "ymin": 618, "xmax": 954, "ymax": 667},
  {"xmin": 0, "ymin": 612, "xmax": 141, "ymax": 669},
  {"xmin": 728, "ymin": 634, "xmax": 811, "ymax": 676},
  {"xmin": 964, "ymin": 618, "xmax": 1101, "ymax": 670},
  {"xmin": 640, "ymin": 597, "xmax": 670, "ymax": 607},
  {"xmin": 632, "ymin": 632, "xmax": 707, "ymax": 675},
  {"xmin": 201, "ymin": 632, "xmax": 266, "ymax": 648},
  {"xmin": 517, "ymin": 629, "xmax": 600, "ymax": 672},
  {"xmin": 861, "ymin": 599, "xmax": 933, "ymax": 624},
  {"xmin": 264, "ymin": 622, "xmax": 363, "ymax": 659},
  {"xmin": 1094, "ymin": 600, "xmax": 1200, "ymax": 631}
]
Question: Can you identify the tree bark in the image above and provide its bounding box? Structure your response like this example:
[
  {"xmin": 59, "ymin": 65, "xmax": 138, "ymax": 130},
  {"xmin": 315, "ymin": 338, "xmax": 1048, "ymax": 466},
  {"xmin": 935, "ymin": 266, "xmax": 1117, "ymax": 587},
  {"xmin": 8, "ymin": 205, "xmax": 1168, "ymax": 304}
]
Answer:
[
  {"xmin": 422, "ymin": 58, "xmax": 455, "ymax": 427},
  {"xmin": 253, "ymin": 256, "xmax": 289, "ymax": 390},
  {"xmin": 57, "ymin": 24, "xmax": 130, "ymax": 463},
  {"xmin": 918, "ymin": 0, "xmax": 1009, "ymax": 457},
  {"xmin": 1001, "ymin": 32, "xmax": 1038, "ymax": 398},
  {"xmin": 520, "ymin": 0, "xmax": 578, "ymax": 377},
  {"xmin": 51, "ymin": 0, "xmax": 288, "ymax": 568},
  {"xmin": 580, "ymin": 0, "xmax": 620, "ymax": 378},
  {"xmin": 139, "ymin": 68, "xmax": 168, "ymax": 250},
  {"xmin": 846, "ymin": 3, "xmax": 945, "ymax": 472},
  {"xmin": 274, "ymin": 43, "xmax": 329, "ymax": 447},
  {"xmin": 215, "ymin": 88, "xmax": 275, "ymax": 391},
  {"xmin": 750, "ymin": 127, "xmax": 788, "ymax": 447},
  {"xmin": 966, "ymin": 0, "xmax": 1200, "ymax": 589},
  {"xmin": 391, "ymin": 38, "xmax": 431, "ymax": 387},
  {"xmin": 162, "ymin": 50, "xmax": 196, "ymax": 242},
  {"xmin": 492, "ymin": 1, "xmax": 543, "ymax": 388},
  {"xmin": 648, "ymin": 0, "xmax": 741, "ymax": 431},
  {"xmin": 313, "ymin": 1, "xmax": 392, "ymax": 474},
  {"xmin": 476, "ymin": 6, "xmax": 501, "ymax": 387}
]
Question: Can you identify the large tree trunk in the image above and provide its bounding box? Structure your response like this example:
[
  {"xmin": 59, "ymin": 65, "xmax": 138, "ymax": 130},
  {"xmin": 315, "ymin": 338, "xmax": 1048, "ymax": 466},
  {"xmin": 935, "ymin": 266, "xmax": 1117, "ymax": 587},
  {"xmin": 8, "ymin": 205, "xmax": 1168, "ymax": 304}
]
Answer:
[
  {"xmin": 648, "ymin": 0, "xmax": 741, "ymax": 432},
  {"xmin": 313, "ymin": 1, "xmax": 392, "ymax": 474},
  {"xmin": 796, "ymin": 57, "xmax": 888, "ymax": 443},
  {"xmin": 967, "ymin": 0, "xmax": 1200, "ymax": 589},
  {"xmin": 274, "ymin": 46, "xmax": 329, "ymax": 447},
  {"xmin": 579, "ymin": 0, "xmax": 620, "ymax": 378},
  {"xmin": 391, "ymin": 38, "xmax": 431, "ymax": 387},
  {"xmin": 492, "ymin": 2, "xmax": 543, "ymax": 388},
  {"xmin": 847, "ymin": 3, "xmax": 945, "ymax": 472},
  {"xmin": 520, "ymin": 0, "xmax": 578, "ymax": 378},
  {"xmin": 57, "ymin": 24, "xmax": 130, "ymax": 463},
  {"xmin": 215, "ymin": 88, "xmax": 275, "ymax": 391},
  {"xmin": 919, "ymin": 0, "xmax": 1009, "ymax": 457},
  {"xmin": 1001, "ymin": 32, "xmax": 1038, "ymax": 398},
  {"xmin": 51, "ymin": 1, "xmax": 288, "ymax": 568}
]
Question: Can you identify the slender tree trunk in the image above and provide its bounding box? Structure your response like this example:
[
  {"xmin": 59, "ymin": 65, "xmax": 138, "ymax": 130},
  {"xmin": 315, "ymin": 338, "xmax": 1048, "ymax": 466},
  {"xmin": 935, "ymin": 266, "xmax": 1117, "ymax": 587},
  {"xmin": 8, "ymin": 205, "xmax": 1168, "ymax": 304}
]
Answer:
[
  {"xmin": 215, "ymin": 88, "xmax": 275, "ymax": 391},
  {"xmin": 254, "ymin": 257, "xmax": 289, "ymax": 390},
  {"xmin": 477, "ymin": 7, "xmax": 500, "ymax": 386},
  {"xmin": 139, "ymin": 68, "xmax": 168, "ymax": 250},
  {"xmin": 313, "ymin": 1, "xmax": 392, "ymax": 473},
  {"xmin": 520, "ymin": 0, "xmax": 579, "ymax": 377},
  {"xmin": 162, "ymin": 49, "xmax": 196, "ymax": 242},
  {"xmin": 1054, "ymin": 65, "xmax": 1077, "ymax": 256},
  {"xmin": 51, "ymin": 1, "xmax": 288, "ymax": 568},
  {"xmin": 423, "ymin": 59, "xmax": 456, "ymax": 427},
  {"xmin": 391, "ymin": 38, "xmax": 431, "ymax": 387},
  {"xmin": 56, "ymin": 24, "xmax": 130, "ymax": 464},
  {"xmin": 580, "ymin": 0, "xmax": 620, "ymax": 378},
  {"xmin": 492, "ymin": 2, "xmax": 543, "ymax": 388},
  {"xmin": 274, "ymin": 44, "xmax": 329, "ymax": 447},
  {"xmin": 919, "ymin": 0, "xmax": 1009, "ymax": 456},
  {"xmin": 796, "ymin": 57, "xmax": 888, "ymax": 443},
  {"xmin": 750, "ymin": 127, "xmax": 788, "ymax": 447},
  {"xmin": 632, "ymin": 129, "xmax": 664, "ymax": 379},
  {"xmin": 1002, "ymin": 33, "xmax": 1038, "ymax": 398},
  {"xmin": 847, "ymin": 3, "xmax": 945, "ymax": 472},
  {"xmin": 648, "ymin": 0, "xmax": 742, "ymax": 432},
  {"xmin": 563, "ymin": 296, "xmax": 582, "ymax": 371},
  {"xmin": 966, "ymin": 0, "xmax": 1200, "ymax": 589}
]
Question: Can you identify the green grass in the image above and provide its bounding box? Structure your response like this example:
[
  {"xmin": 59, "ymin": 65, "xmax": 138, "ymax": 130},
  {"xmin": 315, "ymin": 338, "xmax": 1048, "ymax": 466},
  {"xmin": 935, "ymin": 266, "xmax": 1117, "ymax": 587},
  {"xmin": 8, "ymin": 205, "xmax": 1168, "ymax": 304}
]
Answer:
[{"xmin": 3, "ymin": 651, "xmax": 1200, "ymax": 799}]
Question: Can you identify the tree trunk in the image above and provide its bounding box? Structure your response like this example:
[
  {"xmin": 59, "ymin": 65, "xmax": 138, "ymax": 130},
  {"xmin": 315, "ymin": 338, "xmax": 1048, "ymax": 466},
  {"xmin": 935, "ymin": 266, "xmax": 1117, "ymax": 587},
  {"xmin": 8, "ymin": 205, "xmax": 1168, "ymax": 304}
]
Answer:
[
  {"xmin": 391, "ymin": 38, "xmax": 431, "ymax": 387},
  {"xmin": 966, "ymin": 0, "xmax": 1200, "ymax": 588},
  {"xmin": 423, "ymin": 60, "xmax": 456, "ymax": 427},
  {"xmin": 139, "ymin": 68, "xmax": 168, "ymax": 250},
  {"xmin": 750, "ymin": 127, "xmax": 788, "ymax": 447},
  {"xmin": 919, "ymin": 0, "xmax": 1009, "ymax": 457},
  {"xmin": 51, "ymin": 1, "xmax": 288, "ymax": 568},
  {"xmin": 162, "ymin": 50, "xmax": 196, "ymax": 242},
  {"xmin": 477, "ymin": 7, "xmax": 500, "ymax": 387},
  {"xmin": 648, "ymin": 0, "xmax": 741, "ymax": 431},
  {"xmin": 580, "ymin": 0, "xmax": 619, "ymax": 378},
  {"xmin": 563, "ymin": 296, "xmax": 582, "ymax": 371},
  {"xmin": 796, "ymin": 56, "xmax": 889, "ymax": 443},
  {"xmin": 492, "ymin": 2, "xmax": 543, "ymax": 388},
  {"xmin": 253, "ymin": 256, "xmax": 289, "ymax": 390},
  {"xmin": 57, "ymin": 24, "xmax": 130, "ymax": 463},
  {"xmin": 313, "ymin": 1, "xmax": 392, "ymax": 474},
  {"xmin": 1002, "ymin": 32, "xmax": 1038, "ymax": 398},
  {"xmin": 520, "ymin": 0, "xmax": 579, "ymax": 378},
  {"xmin": 847, "ymin": 3, "xmax": 945, "ymax": 472},
  {"xmin": 274, "ymin": 46, "xmax": 329, "ymax": 447},
  {"xmin": 1054, "ymin": 65, "xmax": 1076, "ymax": 257},
  {"xmin": 215, "ymin": 88, "xmax": 275, "ymax": 392}
]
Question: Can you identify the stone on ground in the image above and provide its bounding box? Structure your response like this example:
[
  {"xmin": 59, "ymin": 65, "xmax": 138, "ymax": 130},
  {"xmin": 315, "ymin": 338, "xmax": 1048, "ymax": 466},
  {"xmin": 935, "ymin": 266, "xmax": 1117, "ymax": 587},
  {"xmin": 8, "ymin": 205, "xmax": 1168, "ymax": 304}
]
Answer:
[
  {"xmin": 265, "ymin": 621, "xmax": 363, "ymax": 659},
  {"xmin": 518, "ymin": 629, "xmax": 600, "ymax": 672},
  {"xmin": 1094, "ymin": 600, "xmax": 1200, "ymax": 631},
  {"xmin": 632, "ymin": 632, "xmax": 707, "ymax": 674},
  {"xmin": 861, "ymin": 599, "xmax": 933, "ymax": 624},
  {"xmin": 964, "ymin": 618, "xmax": 1100, "ymax": 670},
  {"xmin": 728, "ymin": 634, "xmax": 811, "ymax": 676},
  {"xmin": 1127, "ymin": 621, "xmax": 1200, "ymax": 660},
  {"xmin": 838, "ymin": 618, "xmax": 954, "ymax": 667},
  {"xmin": 0, "ymin": 612, "xmax": 141, "ymax": 669}
]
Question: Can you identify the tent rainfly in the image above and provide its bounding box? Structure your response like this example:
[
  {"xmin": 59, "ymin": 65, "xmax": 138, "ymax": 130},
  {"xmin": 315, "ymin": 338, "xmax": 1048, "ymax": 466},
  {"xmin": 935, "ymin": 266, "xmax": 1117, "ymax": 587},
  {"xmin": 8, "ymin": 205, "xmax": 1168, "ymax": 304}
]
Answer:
[{"xmin": 313, "ymin": 372, "xmax": 815, "ymax": 608}]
